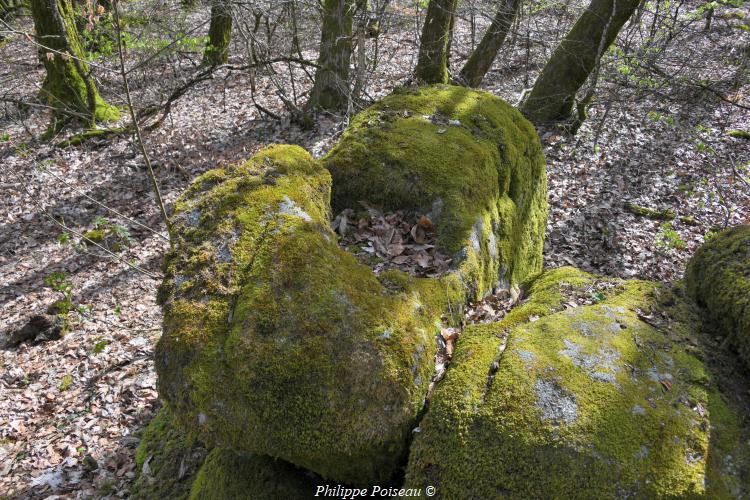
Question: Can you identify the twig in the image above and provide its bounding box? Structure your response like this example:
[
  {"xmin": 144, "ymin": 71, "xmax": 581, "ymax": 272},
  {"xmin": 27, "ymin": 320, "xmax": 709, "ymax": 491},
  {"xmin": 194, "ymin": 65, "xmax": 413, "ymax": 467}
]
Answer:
[
  {"xmin": 86, "ymin": 354, "xmax": 151, "ymax": 390},
  {"xmin": 0, "ymin": 18, "xmax": 118, "ymax": 74},
  {"xmin": 37, "ymin": 163, "xmax": 170, "ymax": 241},
  {"xmin": 112, "ymin": 0, "xmax": 172, "ymax": 243},
  {"xmin": 0, "ymin": 162, "xmax": 163, "ymax": 280}
]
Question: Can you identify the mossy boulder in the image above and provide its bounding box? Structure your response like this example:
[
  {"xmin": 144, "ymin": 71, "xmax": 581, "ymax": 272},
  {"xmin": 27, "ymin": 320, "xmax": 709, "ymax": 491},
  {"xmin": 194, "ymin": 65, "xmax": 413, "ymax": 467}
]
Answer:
[
  {"xmin": 132, "ymin": 406, "xmax": 207, "ymax": 499},
  {"xmin": 156, "ymin": 145, "xmax": 465, "ymax": 485},
  {"xmin": 133, "ymin": 406, "xmax": 317, "ymax": 499},
  {"xmin": 188, "ymin": 449, "xmax": 318, "ymax": 500},
  {"xmin": 405, "ymin": 267, "xmax": 750, "ymax": 498},
  {"xmin": 685, "ymin": 225, "xmax": 750, "ymax": 370},
  {"xmin": 322, "ymin": 84, "xmax": 547, "ymax": 298}
]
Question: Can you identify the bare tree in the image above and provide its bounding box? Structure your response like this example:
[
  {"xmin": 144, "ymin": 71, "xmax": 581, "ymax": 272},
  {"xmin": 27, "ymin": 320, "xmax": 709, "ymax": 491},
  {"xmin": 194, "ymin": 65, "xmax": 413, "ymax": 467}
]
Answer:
[
  {"xmin": 307, "ymin": 0, "xmax": 354, "ymax": 111},
  {"xmin": 459, "ymin": 0, "xmax": 521, "ymax": 87},
  {"xmin": 203, "ymin": 0, "xmax": 233, "ymax": 66},
  {"xmin": 520, "ymin": 0, "xmax": 641, "ymax": 124},
  {"xmin": 414, "ymin": 0, "xmax": 458, "ymax": 84}
]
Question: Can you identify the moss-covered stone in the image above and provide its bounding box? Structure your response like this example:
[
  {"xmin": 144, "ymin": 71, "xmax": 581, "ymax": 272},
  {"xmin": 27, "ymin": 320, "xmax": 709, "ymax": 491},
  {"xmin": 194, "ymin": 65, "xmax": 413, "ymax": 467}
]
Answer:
[
  {"xmin": 188, "ymin": 450, "xmax": 318, "ymax": 499},
  {"xmin": 405, "ymin": 267, "xmax": 750, "ymax": 498},
  {"xmin": 132, "ymin": 406, "xmax": 207, "ymax": 500},
  {"xmin": 685, "ymin": 225, "xmax": 750, "ymax": 371},
  {"xmin": 156, "ymin": 145, "xmax": 466, "ymax": 485},
  {"xmin": 322, "ymin": 85, "xmax": 547, "ymax": 299}
]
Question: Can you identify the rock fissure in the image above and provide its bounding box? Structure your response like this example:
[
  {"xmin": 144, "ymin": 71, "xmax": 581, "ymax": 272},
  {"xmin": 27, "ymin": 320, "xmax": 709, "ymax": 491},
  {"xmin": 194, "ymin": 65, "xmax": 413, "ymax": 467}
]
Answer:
[{"xmin": 479, "ymin": 330, "xmax": 510, "ymax": 405}]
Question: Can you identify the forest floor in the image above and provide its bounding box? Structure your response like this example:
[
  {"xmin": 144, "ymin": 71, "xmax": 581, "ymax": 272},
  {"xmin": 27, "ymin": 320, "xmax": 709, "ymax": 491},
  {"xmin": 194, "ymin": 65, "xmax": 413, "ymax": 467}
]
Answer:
[{"xmin": 1, "ymin": 2, "xmax": 748, "ymax": 497}]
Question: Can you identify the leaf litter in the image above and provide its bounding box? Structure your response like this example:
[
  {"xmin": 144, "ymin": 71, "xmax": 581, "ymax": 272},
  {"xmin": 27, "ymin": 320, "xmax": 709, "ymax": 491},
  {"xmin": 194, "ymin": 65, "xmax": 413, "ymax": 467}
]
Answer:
[{"xmin": 332, "ymin": 202, "xmax": 452, "ymax": 277}]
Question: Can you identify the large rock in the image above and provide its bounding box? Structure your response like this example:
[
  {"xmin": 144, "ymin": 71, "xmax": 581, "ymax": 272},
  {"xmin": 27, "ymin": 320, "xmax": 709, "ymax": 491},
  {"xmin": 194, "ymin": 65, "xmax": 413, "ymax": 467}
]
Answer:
[
  {"xmin": 323, "ymin": 84, "xmax": 548, "ymax": 298},
  {"xmin": 685, "ymin": 225, "xmax": 750, "ymax": 370},
  {"xmin": 405, "ymin": 267, "xmax": 750, "ymax": 498},
  {"xmin": 132, "ymin": 406, "xmax": 207, "ymax": 499},
  {"xmin": 188, "ymin": 449, "xmax": 317, "ymax": 500},
  {"xmin": 132, "ymin": 407, "xmax": 318, "ymax": 499},
  {"xmin": 156, "ymin": 145, "xmax": 466, "ymax": 484},
  {"xmin": 155, "ymin": 87, "xmax": 549, "ymax": 485}
]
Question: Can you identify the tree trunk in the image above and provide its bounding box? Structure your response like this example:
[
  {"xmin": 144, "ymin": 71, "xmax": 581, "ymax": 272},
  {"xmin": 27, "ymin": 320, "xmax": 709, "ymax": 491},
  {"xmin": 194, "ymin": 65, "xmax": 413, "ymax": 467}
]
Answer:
[
  {"xmin": 520, "ymin": 0, "xmax": 640, "ymax": 124},
  {"xmin": 352, "ymin": 0, "xmax": 368, "ymax": 99},
  {"xmin": 459, "ymin": 0, "xmax": 521, "ymax": 87},
  {"xmin": 202, "ymin": 0, "xmax": 232, "ymax": 66},
  {"xmin": 0, "ymin": 0, "xmax": 11, "ymax": 39},
  {"xmin": 29, "ymin": 0, "xmax": 119, "ymax": 134},
  {"xmin": 307, "ymin": 0, "xmax": 354, "ymax": 111},
  {"xmin": 1, "ymin": 0, "xmax": 20, "ymax": 22},
  {"xmin": 414, "ymin": 0, "xmax": 458, "ymax": 84}
]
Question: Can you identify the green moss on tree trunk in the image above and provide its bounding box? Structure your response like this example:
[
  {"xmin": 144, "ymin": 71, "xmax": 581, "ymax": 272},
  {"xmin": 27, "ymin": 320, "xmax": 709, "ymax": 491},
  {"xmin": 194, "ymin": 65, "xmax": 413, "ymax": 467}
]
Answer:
[
  {"xmin": 29, "ymin": 0, "xmax": 119, "ymax": 134},
  {"xmin": 520, "ymin": 0, "xmax": 641, "ymax": 123},
  {"xmin": 202, "ymin": 0, "xmax": 232, "ymax": 66},
  {"xmin": 414, "ymin": 0, "xmax": 458, "ymax": 84}
]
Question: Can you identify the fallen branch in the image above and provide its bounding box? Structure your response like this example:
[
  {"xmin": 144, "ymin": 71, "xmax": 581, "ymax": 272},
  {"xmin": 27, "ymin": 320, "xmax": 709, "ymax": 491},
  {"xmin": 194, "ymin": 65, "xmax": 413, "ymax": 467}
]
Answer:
[
  {"xmin": 54, "ymin": 56, "xmax": 319, "ymax": 148},
  {"xmin": 56, "ymin": 127, "xmax": 128, "ymax": 148},
  {"xmin": 624, "ymin": 202, "xmax": 675, "ymax": 221},
  {"xmin": 624, "ymin": 203, "xmax": 698, "ymax": 226},
  {"xmin": 113, "ymin": 0, "xmax": 172, "ymax": 242}
]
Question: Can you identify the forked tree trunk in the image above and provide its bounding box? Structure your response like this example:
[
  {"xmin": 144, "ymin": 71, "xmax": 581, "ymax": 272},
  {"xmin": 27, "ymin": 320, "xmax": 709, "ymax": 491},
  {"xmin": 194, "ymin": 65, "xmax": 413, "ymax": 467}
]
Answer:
[
  {"xmin": 414, "ymin": 0, "xmax": 458, "ymax": 84},
  {"xmin": 203, "ymin": 0, "xmax": 232, "ymax": 66},
  {"xmin": 520, "ymin": 0, "xmax": 641, "ymax": 124},
  {"xmin": 459, "ymin": 0, "xmax": 521, "ymax": 87},
  {"xmin": 29, "ymin": 0, "xmax": 119, "ymax": 134},
  {"xmin": 307, "ymin": 0, "xmax": 354, "ymax": 111}
]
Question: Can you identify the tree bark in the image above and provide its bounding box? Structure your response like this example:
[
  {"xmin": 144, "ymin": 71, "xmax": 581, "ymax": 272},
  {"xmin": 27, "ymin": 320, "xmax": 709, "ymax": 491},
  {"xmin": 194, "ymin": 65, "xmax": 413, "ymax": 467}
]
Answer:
[
  {"xmin": 1, "ymin": 0, "xmax": 20, "ymax": 22},
  {"xmin": 352, "ymin": 0, "xmax": 368, "ymax": 99},
  {"xmin": 29, "ymin": 0, "xmax": 118, "ymax": 133},
  {"xmin": 307, "ymin": 0, "xmax": 354, "ymax": 111},
  {"xmin": 459, "ymin": 0, "xmax": 521, "ymax": 87},
  {"xmin": 0, "ymin": 0, "xmax": 11, "ymax": 40},
  {"xmin": 520, "ymin": 0, "xmax": 640, "ymax": 124},
  {"xmin": 202, "ymin": 0, "xmax": 232, "ymax": 66},
  {"xmin": 414, "ymin": 0, "xmax": 458, "ymax": 84}
]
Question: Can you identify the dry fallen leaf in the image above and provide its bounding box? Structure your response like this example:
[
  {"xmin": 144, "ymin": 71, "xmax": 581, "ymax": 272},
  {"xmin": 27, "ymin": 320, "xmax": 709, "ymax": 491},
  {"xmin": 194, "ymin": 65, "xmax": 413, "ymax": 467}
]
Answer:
[
  {"xmin": 414, "ymin": 251, "xmax": 431, "ymax": 268},
  {"xmin": 417, "ymin": 215, "xmax": 433, "ymax": 230}
]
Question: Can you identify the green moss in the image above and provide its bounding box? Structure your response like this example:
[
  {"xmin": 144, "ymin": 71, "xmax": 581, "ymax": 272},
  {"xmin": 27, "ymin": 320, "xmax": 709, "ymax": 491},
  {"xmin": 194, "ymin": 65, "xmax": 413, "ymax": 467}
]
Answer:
[
  {"xmin": 132, "ymin": 406, "xmax": 207, "ymax": 499},
  {"xmin": 503, "ymin": 266, "xmax": 600, "ymax": 327},
  {"xmin": 405, "ymin": 269, "xmax": 750, "ymax": 498},
  {"xmin": 202, "ymin": 3, "xmax": 231, "ymax": 66},
  {"xmin": 727, "ymin": 130, "xmax": 750, "ymax": 140},
  {"xmin": 157, "ymin": 145, "xmax": 466, "ymax": 485},
  {"xmin": 322, "ymin": 85, "xmax": 547, "ymax": 298},
  {"xmin": 30, "ymin": 0, "xmax": 119, "ymax": 135},
  {"xmin": 56, "ymin": 127, "xmax": 125, "ymax": 148},
  {"xmin": 58, "ymin": 374, "xmax": 73, "ymax": 391},
  {"xmin": 685, "ymin": 225, "xmax": 750, "ymax": 370},
  {"xmin": 188, "ymin": 450, "xmax": 317, "ymax": 499},
  {"xmin": 624, "ymin": 202, "xmax": 676, "ymax": 221},
  {"xmin": 82, "ymin": 229, "xmax": 106, "ymax": 244}
]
